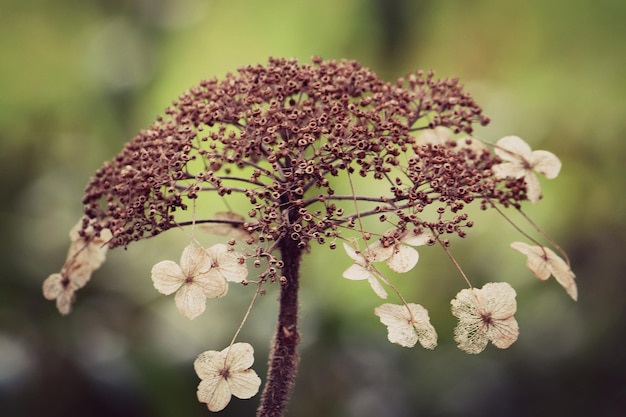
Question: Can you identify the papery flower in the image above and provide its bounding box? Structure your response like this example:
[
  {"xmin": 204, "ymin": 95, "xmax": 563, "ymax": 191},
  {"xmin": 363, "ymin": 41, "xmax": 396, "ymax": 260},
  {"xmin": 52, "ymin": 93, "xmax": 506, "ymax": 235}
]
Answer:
[
  {"xmin": 374, "ymin": 303, "xmax": 437, "ymax": 348},
  {"xmin": 151, "ymin": 244, "xmax": 228, "ymax": 319},
  {"xmin": 510, "ymin": 241, "xmax": 577, "ymax": 301},
  {"xmin": 492, "ymin": 136, "xmax": 561, "ymax": 203},
  {"xmin": 42, "ymin": 273, "xmax": 78, "ymax": 315},
  {"xmin": 342, "ymin": 242, "xmax": 388, "ymax": 299},
  {"xmin": 369, "ymin": 229, "xmax": 433, "ymax": 273},
  {"xmin": 205, "ymin": 244, "xmax": 249, "ymax": 283},
  {"xmin": 451, "ymin": 282, "xmax": 519, "ymax": 354},
  {"xmin": 194, "ymin": 342, "xmax": 262, "ymax": 412},
  {"xmin": 43, "ymin": 218, "xmax": 112, "ymax": 315}
]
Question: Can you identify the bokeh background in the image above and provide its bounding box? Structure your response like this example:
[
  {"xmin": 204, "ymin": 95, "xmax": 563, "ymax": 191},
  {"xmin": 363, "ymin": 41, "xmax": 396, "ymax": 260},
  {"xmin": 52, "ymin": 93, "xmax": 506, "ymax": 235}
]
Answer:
[{"xmin": 1, "ymin": 0, "xmax": 625, "ymax": 416}]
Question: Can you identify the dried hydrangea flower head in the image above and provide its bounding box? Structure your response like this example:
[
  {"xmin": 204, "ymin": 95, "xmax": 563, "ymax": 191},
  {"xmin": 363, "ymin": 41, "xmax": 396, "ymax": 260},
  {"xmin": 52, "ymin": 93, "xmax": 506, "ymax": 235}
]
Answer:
[{"xmin": 44, "ymin": 57, "xmax": 576, "ymax": 416}]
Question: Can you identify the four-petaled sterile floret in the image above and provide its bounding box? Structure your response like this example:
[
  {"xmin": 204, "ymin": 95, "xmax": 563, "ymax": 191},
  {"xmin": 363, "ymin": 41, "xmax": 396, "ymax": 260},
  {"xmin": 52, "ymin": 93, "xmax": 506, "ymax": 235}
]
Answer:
[
  {"xmin": 375, "ymin": 303, "xmax": 438, "ymax": 349},
  {"xmin": 194, "ymin": 342, "xmax": 262, "ymax": 412},
  {"xmin": 151, "ymin": 244, "xmax": 230, "ymax": 319},
  {"xmin": 510, "ymin": 241, "xmax": 577, "ymax": 301},
  {"xmin": 451, "ymin": 282, "xmax": 520, "ymax": 354},
  {"xmin": 492, "ymin": 136, "xmax": 562, "ymax": 203}
]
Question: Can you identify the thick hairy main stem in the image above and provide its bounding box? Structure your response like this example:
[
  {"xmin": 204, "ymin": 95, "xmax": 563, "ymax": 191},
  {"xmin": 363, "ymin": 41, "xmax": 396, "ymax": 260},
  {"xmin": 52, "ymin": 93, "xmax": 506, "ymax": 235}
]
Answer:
[{"xmin": 257, "ymin": 237, "xmax": 302, "ymax": 417}]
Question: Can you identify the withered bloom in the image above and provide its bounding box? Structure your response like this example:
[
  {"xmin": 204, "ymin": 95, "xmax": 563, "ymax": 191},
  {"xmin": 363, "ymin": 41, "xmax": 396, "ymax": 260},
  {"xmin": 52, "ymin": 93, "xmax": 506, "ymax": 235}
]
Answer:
[
  {"xmin": 78, "ymin": 57, "xmax": 520, "ymax": 255},
  {"xmin": 47, "ymin": 57, "xmax": 569, "ymax": 416}
]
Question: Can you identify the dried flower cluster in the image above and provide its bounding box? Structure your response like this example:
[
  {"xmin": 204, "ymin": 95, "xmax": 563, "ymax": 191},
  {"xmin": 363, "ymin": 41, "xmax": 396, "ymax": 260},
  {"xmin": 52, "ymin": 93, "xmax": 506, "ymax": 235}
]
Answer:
[
  {"xmin": 44, "ymin": 57, "xmax": 577, "ymax": 415},
  {"xmin": 79, "ymin": 57, "xmax": 492, "ymax": 252}
]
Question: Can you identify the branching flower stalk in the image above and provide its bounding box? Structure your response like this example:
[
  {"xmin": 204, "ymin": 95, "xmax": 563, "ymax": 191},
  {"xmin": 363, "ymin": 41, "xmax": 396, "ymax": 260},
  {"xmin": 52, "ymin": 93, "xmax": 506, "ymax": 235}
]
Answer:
[{"xmin": 44, "ymin": 57, "xmax": 577, "ymax": 416}]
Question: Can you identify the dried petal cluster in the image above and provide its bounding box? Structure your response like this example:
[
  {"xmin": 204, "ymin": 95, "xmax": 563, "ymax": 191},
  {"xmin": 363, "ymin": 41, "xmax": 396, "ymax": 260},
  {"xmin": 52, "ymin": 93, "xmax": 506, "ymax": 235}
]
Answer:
[
  {"xmin": 194, "ymin": 343, "xmax": 261, "ymax": 412},
  {"xmin": 375, "ymin": 303, "xmax": 437, "ymax": 348},
  {"xmin": 43, "ymin": 218, "xmax": 112, "ymax": 314},
  {"xmin": 493, "ymin": 136, "xmax": 561, "ymax": 203},
  {"xmin": 151, "ymin": 243, "xmax": 248, "ymax": 319},
  {"xmin": 511, "ymin": 241, "xmax": 577, "ymax": 300},
  {"xmin": 451, "ymin": 282, "xmax": 519, "ymax": 354},
  {"xmin": 78, "ymin": 57, "xmax": 509, "ymax": 255}
]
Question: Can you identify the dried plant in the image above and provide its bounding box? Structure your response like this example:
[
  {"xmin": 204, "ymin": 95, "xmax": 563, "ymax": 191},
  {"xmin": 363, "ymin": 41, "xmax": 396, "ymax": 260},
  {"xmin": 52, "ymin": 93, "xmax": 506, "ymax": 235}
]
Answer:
[{"xmin": 44, "ymin": 57, "xmax": 576, "ymax": 416}]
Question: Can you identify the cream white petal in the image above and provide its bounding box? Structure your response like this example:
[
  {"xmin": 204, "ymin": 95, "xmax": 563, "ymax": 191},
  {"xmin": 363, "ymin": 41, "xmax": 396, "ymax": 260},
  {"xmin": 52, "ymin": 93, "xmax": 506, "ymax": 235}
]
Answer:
[
  {"xmin": 451, "ymin": 283, "xmax": 519, "ymax": 354},
  {"xmin": 454, "ymin": 322, "xmax": 490, "ymax": 354},
  {"xmin": 223, "ymin": 343, "xmax": 256, "ymax": 370},
  {"xmin": 343, "ymin": 242, "xmax": 365, "ymax": 265},
  {"xmin": 174, "ymin": 283, "xmax": 207, "ymax": 319},
  {"xmin": 197, "ymin": 378, "xmax": 232, "ymax": 412},
  {"xmin": 207, "ymin": 244, "xmax": 248, "ymax": 282},
  {"xmin": 151, "ymin": 260, "xmax": 185, "ymax": 295},
  {"xmin": 375, "ymin": 303, "xmax": 437, "ymax": 348},
  {"xmin": 531, "ymin": 150, "xmax": 561, "ymax": 179},
  {"xmin": 342, "ymin": 264, "xmax": 372, "ymax": 281},
  {"xmin": 544, "ymin": 248, "xmax": 578, "ymax": 301},
  {"xmin": 494, "ymin": 136, "xmax": 533, "ymax": 161},
  {"xmin": 376, "ymin": 304, "xmax": 418, "ymax": 347},
  {"xmin": 524, "ymin": 172, "xmax": 542, "ymax": 203},
  {"xmin": 367, "ymin": 275, "xmax": 388, "ymax": 299},
  {"xmin": 481, "ymin": 282, "xmax": 518, "ymax": 318},
  {"xmin": 512, "ymin": 243, "xmax": 577, "ymax": 300},
  {"xmin": 485, "ymin": 316, "xmax": 519, "ymax": 349},
  {"xmin": 180, "ymin": 245, "xmax": 212, "ymax": 277},
  {"xmin": 492, "ymin": 161, "xmax": 527, "ymax": 179},
  {"xmin": 194, "ymin": 350, "xmax": 224, "ymax": 380},
  {"xmin": 510, "ymin": 242, "xmax": 551, "ymax": 280},
  {"xmin": 401, "ymin": 231, "xmax": 432, "ymax": 247},
  {"xmin": 386, "ymin": 245, "xmax": 419, "ymax": 273},
  {"xmin": 193, "ymin": 272, "xmax": 229, "ymax": 298},
  {"xmin": 43, "ymin": 273, "xmax": 64, "ymax": 300},
  {"xmin": 228, "ymin": 369, "xmax": 262, "ymax": 399}
]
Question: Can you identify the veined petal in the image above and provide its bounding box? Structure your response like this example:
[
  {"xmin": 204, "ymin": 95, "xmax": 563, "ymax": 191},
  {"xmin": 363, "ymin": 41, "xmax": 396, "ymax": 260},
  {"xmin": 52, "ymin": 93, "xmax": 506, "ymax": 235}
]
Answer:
[
  {"xmin": 194, "ymin": 273, "xmax": 229, "ymax": 298},
  {"xmin": 194, "ymin": 350, "xmax": 223, "ymax": 380},
  {"xmin": 343, "ymin": 264, "xmax": 372, "ymax": 281},
  {"xmin": 224, "ymin": 343, "xmax": 256, "ymax": 371},
  {"xmin": 174, "ymin": 283, "xmax": 207, "ymax": 319},
  {"xmin": 454, "ymin": 322, "xmax": 490, "ymax": 354},
  {"xmin": 367, "ymin": 275, "xmax": 388, "ymax": 299},
  {"xmin": 151, "ymin": 260, "xmax": 184, "ymax": 295},
  {"xmin": 207, "ymin": 244, "xmax": 248, "ymax": 282},
  {"xmin": 375, "ymin": 303, "xmax": 418, "ymax": 347},
  {"xmin": 386, "ymin": 245, "xmax": 419, "ymax": 273},
  {"xmin": 485, "ymin": 316, "xmax": 519, "ymax": 349},
  {"xmin": 375, "ymin": 303, "xmax": 437, "ymax": 348},
  {"xmin": 451, "ymin": 283, "xmax": 519, "ymax": 354},
  {"xmin": 531, "ymin": 150, "xmax": 561, "ymax": 179},
  {"xmin": 510, "ymin": 242, "xmax": 551, "ymax": 280},
  {"xmin": 180, "ymin": 244, "xmax": 212, "ymax": 277},
  {"xmin": 494, "ymin": 136, "xmax": 532, "ymax": 162},
  {"xmin": 197, "ymin": 378, "xmax": 232, "ymax": 412},
  {"xmin": 227, "ymin": 369, "xmax": 261, "ymax": 399},
  {"xmin": 544, "ymin": 247, "xmax": 578, "ymax": 301}
]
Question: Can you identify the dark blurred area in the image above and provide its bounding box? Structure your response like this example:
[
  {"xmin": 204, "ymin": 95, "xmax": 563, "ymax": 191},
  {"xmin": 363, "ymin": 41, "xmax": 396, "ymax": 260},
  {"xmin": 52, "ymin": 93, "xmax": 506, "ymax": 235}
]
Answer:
[{"xmin": 1, "ymin": 0, "xmax": 625, "ymax": 416}]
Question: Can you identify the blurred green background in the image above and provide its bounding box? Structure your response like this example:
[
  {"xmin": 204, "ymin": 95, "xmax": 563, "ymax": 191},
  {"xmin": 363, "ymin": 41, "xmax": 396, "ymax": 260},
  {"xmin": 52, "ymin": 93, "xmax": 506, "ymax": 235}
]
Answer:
[{"xmin": 1, "ymin": 0, "xmax": 625, "ymax": 416}]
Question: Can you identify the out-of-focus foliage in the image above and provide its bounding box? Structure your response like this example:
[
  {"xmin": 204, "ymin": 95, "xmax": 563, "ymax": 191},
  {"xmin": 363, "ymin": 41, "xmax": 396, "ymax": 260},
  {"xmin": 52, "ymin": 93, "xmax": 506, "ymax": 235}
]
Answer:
[{"xmin": 1, "ymin": 0, "xmax": 625, "ymax": 416}]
